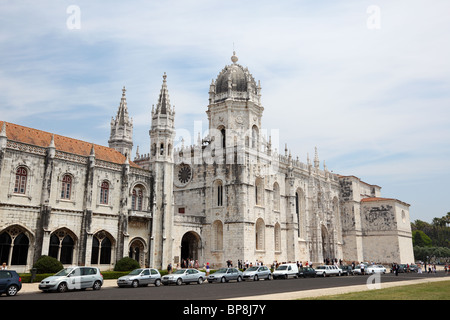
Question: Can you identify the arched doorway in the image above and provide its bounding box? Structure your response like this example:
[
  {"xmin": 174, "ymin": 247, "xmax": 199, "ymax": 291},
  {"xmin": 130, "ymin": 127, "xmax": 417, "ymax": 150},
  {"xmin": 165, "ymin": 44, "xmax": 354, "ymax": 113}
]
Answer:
[
  {"xmin": 180, "ymin": 232, "xmax": 201, "ymax": 265},
  {"xmin": 129, "ymin": 238, "xmax": 146, "ymax": 267}
]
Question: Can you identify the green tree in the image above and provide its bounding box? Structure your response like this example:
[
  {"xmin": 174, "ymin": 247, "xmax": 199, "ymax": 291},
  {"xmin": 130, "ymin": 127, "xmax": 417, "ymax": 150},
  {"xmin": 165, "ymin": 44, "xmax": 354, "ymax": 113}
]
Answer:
[{"xmin": 412, "ymin": 230, "xmax": 432, "ymax": 247}]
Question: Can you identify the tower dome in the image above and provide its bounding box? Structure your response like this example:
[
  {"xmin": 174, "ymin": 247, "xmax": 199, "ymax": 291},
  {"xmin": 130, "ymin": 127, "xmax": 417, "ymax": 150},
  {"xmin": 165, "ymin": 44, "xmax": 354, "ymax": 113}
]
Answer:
[{"xmin": 209, "ymin": 52, "xmax": 261, "ymax": 103}]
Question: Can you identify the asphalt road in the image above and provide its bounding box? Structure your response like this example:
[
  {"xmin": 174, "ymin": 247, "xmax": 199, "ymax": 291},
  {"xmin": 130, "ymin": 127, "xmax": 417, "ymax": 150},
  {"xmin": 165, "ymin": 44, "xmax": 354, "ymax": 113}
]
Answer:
[{"xmin": 9, "ymin": 271, "xmax": 447, "ymax": 301}]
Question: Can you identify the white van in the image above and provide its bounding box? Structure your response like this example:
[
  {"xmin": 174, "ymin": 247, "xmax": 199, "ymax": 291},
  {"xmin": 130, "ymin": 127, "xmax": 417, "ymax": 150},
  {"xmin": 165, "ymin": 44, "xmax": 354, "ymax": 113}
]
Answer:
[{"xmin": 272, "ymin": 263, "xmax": 299, "ymax": 279}]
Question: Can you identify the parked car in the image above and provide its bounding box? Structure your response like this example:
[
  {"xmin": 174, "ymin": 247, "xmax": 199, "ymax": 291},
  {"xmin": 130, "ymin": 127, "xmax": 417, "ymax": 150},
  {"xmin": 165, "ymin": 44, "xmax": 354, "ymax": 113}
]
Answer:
[
  {"xmin": 272, "ymin": 263, "xmax": 299, "ymax": 279},
  {"xmin": 207, "ymin": 268, "xmax": 243, "ymax": 283},
  {"xmin": 117, "ymin": 268, "xmax": 162, "ymax": 288},
  {"xmin": 315, "ymin": 265, "xmax": 342, "ymax": 277},
  {"xmin": 242, "ymin": 266, "xmax": 272, "ymax": 281},
  {"xmin": 340, "ymin": 265, "xmax": 354, "ymax": 276},
  {"xmin": 39, "ymin": 266, "xmax": 103, "ymax": 293},
  {"xmin": 0, "ymin": 270, "xmax": 22, "ymax": 296},
  {"xmin": 298, "ymin": 267, "xmax": 316, "ymax": 278},
  {"xmin": 162, "ymin": 268, "xmax": 205, "ymax": 285},
  {"xmin": 366, "ymin": 264, "xmax": 386, "ymax": 274}
]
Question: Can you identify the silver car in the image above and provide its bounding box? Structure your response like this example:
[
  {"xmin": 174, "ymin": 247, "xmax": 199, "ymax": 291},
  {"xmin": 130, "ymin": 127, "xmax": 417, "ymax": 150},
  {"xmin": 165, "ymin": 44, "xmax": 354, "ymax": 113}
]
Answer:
[
  {"xmin": 39, "ymin": 266, "xmax": 103, "ymax": 293},
  {"xmin": 207, "ymin": 268, "xmax": 243, "ymax": 283},
  {"xmin": 162, "ymin": 268, "xmax": 206, "ymax": 285},
  {"xmin": 242, "ymin": 266, "xmax": 272, "ymax": 281},
  {"xmin": 117, "ymin": 268, "xmax": 162, "ymax": 288}
]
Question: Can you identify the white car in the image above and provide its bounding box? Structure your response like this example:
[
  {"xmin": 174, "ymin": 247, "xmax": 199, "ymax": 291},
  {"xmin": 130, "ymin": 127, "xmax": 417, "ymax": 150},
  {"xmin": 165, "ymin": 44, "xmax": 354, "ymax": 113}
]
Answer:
[
  {"xmin": 272, "ymin": 263, "xmax": 299, "ymax": 279},
  {"xmin": 366, "ymin": 264, "xmax": 386, "ymax": 274},
  {"xmin": 39, "ymin": 266, "xmax": 103, "ymax": 293},
  {"xmin": 315, "ymin": 265, "xmax": 342, "ymax": 277}
]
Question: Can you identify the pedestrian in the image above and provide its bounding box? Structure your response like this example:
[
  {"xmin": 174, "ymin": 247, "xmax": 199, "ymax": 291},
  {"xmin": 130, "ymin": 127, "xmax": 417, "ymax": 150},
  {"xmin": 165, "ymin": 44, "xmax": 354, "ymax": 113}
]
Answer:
[
  {"xmin": 167, "ymin": 263, "xmax": 172, "ymax": 274},
  {"xmin": 1, "ymin": 262, "xmax": 7, "ymax": 270},
  {"xmin": 206, "ymin": 262, "xmax": 210, "ymax": 276},
  {"xmin": 394, "ymin": 263, "xmax": 399, "ymax": 276},
  {"xmin": 360, "ymin": 262, "xmax": 365, "ymax": 275}
]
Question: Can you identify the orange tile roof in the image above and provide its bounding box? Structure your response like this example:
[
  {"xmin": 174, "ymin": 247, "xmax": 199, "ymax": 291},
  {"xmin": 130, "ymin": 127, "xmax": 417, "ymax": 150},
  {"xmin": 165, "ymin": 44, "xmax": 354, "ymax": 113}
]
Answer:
[
  {"xmin": 1, "ymin": 121, "xmax": 140, "ymax": 168},
  {"xmin": 361, "ymin": 197, "xmax": 410, "ymax": 207},
  {"xmin": 361, "ymin": 197, "xmax": 394, "ymax": 202}
]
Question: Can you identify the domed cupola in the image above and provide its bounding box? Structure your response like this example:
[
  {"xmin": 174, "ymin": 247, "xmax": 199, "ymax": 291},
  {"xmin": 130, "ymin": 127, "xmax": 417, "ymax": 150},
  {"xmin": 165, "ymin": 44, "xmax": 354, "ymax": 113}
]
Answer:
[{"xmin": 209, "ymin": 52, "xmax": 261, "ymax": 104}]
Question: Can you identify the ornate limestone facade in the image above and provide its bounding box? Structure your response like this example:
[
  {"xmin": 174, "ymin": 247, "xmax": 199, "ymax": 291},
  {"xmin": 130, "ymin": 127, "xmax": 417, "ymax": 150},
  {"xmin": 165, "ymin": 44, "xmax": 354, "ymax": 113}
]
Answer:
[{"xmin": 0, "ymin": 53, "xmax": 414, "ymax": 272}]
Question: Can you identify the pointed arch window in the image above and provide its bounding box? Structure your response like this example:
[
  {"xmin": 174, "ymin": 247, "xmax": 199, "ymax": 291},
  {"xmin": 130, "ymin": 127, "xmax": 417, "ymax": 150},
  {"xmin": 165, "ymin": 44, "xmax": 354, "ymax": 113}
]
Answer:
[
  {"xmin": 255, "ymin": 178, "xmax": 264, "ymax": 206},
  {"xmin": 60, "ymin": 174, "xmax": 72, "ymax": 200},
  {"xmin": 0, "ymin": 227, "xmax": 30, "ymax": 266},
  {"xmin": 14, "ymin": 167, "xmax": 27, "ymax": 194},
  {"xmin": 49, "ymin": 231, "xmax": 74, "ymax": 264},
  {"xmin": 91, "ymin": 231, "xmax": 112, "ymax": 265},
  {"xmin": 213, "ymin": 180, "xmax": 224, "ymax": 207},
  {"xmin": 255, "ymin": 218, "xmax": 265, "ymax": 251},
  {"xmin": 131, "ymin": 185, "xmax": 144, "ymax": 211},
  {"xmin": 100, "ymin": 181, "xmax": 109, "ymax": 205}
]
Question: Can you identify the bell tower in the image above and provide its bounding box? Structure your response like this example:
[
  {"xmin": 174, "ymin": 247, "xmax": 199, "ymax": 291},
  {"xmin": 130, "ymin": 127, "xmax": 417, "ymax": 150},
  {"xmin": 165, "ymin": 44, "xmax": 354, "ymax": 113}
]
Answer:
[
  {"xmin": 206, "ymin": 52, "xmax": 263, "ymax": 151},
  {"xmin": 149, "ymin": 72, "xmax": 175, "ymax": 269}
]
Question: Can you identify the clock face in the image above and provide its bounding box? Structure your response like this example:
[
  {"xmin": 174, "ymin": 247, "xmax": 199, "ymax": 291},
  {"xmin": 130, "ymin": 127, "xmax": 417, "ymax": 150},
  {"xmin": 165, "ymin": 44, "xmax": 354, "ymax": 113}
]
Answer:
[{"xmin": 177, "ymin": 164, "xmax": 192, "ymax": 184}]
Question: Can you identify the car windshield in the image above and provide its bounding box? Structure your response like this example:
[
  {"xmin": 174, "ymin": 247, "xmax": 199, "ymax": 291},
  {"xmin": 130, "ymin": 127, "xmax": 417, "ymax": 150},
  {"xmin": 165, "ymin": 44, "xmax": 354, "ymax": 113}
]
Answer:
[
  {"xmin": 216, "ymin": 268, "xmax": 228, "ymax": 273},
  {"xmin": 54, "ymin": 268, "xmax": 74, "ymax": 276},
  {"xmin": 276, "ymin": 266, "xmax": 288, "ymax": 270},
  {"xmin": 246, "ymin": 267, "xmax": 259, "ymax": 271},
  {"xmin": 316, "ymin": 266, "xmax": 326, "ymax": 269},
  {"xmin": 173, "ymin": 269, "xmax": 187, "ymax": 274},
  {"xmin": 128, "ymin": 269, "xmax": 143, "ymax": 275}
]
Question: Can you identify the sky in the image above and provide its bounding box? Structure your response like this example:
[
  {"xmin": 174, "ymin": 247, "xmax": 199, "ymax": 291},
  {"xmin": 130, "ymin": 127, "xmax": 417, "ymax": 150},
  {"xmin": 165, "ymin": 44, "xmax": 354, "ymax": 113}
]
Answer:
[{"xmin": 0, "ymin": 0, "xmax": 449, "ymax": 223}]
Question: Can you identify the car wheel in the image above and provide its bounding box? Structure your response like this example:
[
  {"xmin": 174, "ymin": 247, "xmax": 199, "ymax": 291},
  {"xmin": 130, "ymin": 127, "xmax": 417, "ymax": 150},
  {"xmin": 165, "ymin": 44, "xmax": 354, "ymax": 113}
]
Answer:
[
  {"xmin": 176, "ymin": 278, "xmax": 182, "ymax": 286},
  {"xmin": 154, "ymin": 279, "xmax": 161, "ymax": 287},
  {"xmin": 254, "ymin": 275, "xmax": 259, "ymax": 281},
  {"xmin": 6, "ymin": 285, "xmax": 19, "ymax": 296},
  {"xmin": 267, "ymin": 274, "xmax": 272, "ymax": 280},
  {"xmin": 93, "ymin": 280, "xmax": 102, "ymax": 290},
  {"xmin": 197, "ymin": 277, "xmax": 204, "ymax": 285},
  {"xmin": 322, "ymin": 272, "xmax": 327, "ymax": 277},
  {"xmin": 57, "ymin": 282, "xmax": 67, "ymax": 293},
  {"xmin": 237, "ymin": 276, "xmax": 242, "ymax": 282},
  {"xmin": 220, "ymin": 277, "xmax": 226, "ymax": 283},
  {"xmin": 132, "ymin": 280, "xmax": 139, "ymax": 288}
]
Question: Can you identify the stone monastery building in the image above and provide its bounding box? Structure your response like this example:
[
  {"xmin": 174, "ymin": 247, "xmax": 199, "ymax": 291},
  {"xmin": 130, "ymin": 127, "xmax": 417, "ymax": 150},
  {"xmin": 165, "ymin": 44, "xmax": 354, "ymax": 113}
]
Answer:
[{"xmin": 0, "ymin": 53, "xmax": 414, "ymax": 272}]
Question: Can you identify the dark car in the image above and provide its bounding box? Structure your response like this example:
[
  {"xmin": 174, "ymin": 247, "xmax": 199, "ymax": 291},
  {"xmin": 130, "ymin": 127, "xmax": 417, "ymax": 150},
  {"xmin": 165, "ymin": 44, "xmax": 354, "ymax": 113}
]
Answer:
[
  {"xmin": 0, "ymin": 270, "xmax": 22, "ymax": 296},
  {"xmin": 341, "ymin": 265, "xmax": 354, "ymax": 276},
  {"xmin": 298, "ymin": 267, "xmax": 316, "ymax": 278}
]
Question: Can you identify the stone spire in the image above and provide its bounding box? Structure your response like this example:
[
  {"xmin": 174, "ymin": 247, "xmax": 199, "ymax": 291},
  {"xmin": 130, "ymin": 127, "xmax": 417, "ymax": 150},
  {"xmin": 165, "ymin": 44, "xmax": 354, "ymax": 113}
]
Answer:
[
  {"xmin": 154, "ymin": 72, "xmax": 173, "ymax": 115},
  {"xmin": 314, "ymin": 146, "xmax": 320, "ymax": 169},
  {"xmin": 108, "ymin": 86, "xmax": 133, "ymax": 157}
]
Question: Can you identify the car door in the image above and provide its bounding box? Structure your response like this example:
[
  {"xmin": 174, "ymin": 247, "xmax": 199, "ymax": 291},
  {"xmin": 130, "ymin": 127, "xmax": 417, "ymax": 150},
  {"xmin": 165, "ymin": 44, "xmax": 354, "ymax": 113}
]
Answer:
[
  {"xmin": 189, "ymin": 269, "xmax": 197, "ymax": 282},
  {"xmin": 141, "ymin": 269, "xmax": 151, "ymax": 285},
  {"xmin": 81, "ymin": 267, "xmax": 97, "ymax": 288},
  {"xmin": 150, "ymin": 269, "xmax": 159, "ymax": 284},
  {"xmin": 0, "ymin": 271, "xmax": 11, "ymax": 291},
  {"xmin": 68, "ymin": 267, "xmax": 82, "ymax": 290}
]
